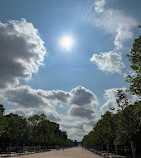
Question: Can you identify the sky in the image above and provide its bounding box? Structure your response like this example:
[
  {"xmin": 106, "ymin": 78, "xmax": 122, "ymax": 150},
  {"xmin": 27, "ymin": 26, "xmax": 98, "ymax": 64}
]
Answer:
[{"xmin": 0, "ymin": 0, "xmax": 141, "ymax": 141}]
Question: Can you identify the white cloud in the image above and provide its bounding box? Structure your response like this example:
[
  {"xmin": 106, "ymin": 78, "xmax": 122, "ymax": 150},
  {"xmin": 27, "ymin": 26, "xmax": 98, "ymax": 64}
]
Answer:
[
  {"xmin": 88, "ymin": 0, "xmax": 137, "ymax": 50},
  {"xmin": 100, "ymin": 88, "xmax": 141, "ymax": 114},
  {"xmin": 0, "ymin": 86, "xmax": 51, "ymax": 108},
  {"xmin": 0, "ymin": 86, "xmax": 63, "ymax": 121},
  {"xmin": 114, "ymin": 25, "xmax": 134, "ymax": 50},
  {"xmin": 1, "ymin": 86, "xmax": 99, "ymax": 119},
  {"xmin": 45, "ymin": 90, "xmax": 70, "ymax": 106},
  {"xmin": 60, "ymin": 116, "xmax": 96, "ymax": 141},
  {"xmin": 70, "ymin": 86, "xmax": 98, "ymax": 106},
  {"xmin": 69, "ymin": 105, "xmax": 96, "ymax": 119},
  {"xmin": 69, "ymin": 86, "xmax": 99, "ymax": 119},
  {"xmin": 90, "ymin": 51, "xmax": 125, "ymax": 73},
  {"xmin": 9, "ymin": 107, "xmax": 61, "ymax": 122},
  {"xmin": 95, "ymin": 0, "xmax": 107, "ymax": 13},
  {"xmin": 0, "ymin": 86, "xmax": 71, "ymax": 108},
  {"xmin": 0, "ymin": 18, "xmax": 46, "ymax": 89}
]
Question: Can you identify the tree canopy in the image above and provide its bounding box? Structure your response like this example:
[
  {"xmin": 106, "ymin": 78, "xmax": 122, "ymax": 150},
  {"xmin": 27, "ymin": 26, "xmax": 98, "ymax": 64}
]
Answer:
[
  {"xmin": 126, "ymin": 26, "xmax": 141, "ymax": 96},
  {"xmin": 0, "ymin": 107, "xmax": 74, "ymax": 151}
]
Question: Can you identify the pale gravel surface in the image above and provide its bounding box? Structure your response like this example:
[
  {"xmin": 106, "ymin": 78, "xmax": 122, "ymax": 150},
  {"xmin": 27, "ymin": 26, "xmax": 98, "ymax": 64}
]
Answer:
[{"xmin": 15, "ymin": 147, "xmax": 101, "ymax": 158}]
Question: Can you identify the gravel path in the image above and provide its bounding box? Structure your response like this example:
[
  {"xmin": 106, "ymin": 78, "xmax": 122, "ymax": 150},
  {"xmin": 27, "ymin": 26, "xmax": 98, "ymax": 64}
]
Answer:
[{"xmin": 15, "ymin": 147, "xmax": 101, "ymax": 158}]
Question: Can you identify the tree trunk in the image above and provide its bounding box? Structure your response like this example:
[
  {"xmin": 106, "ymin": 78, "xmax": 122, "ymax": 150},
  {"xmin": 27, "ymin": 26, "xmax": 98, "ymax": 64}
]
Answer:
[
  {"xmin": 130, "ymin": 141, "xmax": 135, "ymax": 158},
  {"xmin": 115, "ymin": 145, "xmax": 118, "ymax": 156},
  {"xmin": 107, "ymin": 144, "xmax": 109, "ymax": 156}
]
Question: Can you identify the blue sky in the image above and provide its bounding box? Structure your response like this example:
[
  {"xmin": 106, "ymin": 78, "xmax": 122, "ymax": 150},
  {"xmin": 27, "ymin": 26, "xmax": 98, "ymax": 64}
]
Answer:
[{"xmin": 0, "ymin": 0, "xmax": 140, "ymax": 141}]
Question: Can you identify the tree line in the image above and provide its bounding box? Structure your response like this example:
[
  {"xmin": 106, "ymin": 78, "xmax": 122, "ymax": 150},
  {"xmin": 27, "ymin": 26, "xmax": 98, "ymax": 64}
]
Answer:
[
  {"xmin": 0, "ymin": 107, "xmax": 75, "ymax": 152},
  {"xmin": 82, "ymin": 26, "xmax": 141, "ymax": 158}
]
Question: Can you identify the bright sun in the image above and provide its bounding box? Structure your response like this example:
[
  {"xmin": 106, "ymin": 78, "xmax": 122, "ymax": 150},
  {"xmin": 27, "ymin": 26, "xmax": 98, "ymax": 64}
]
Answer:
[{"xmin": 60, "ymin": 36, "xmax": 74, "ymax": 51}]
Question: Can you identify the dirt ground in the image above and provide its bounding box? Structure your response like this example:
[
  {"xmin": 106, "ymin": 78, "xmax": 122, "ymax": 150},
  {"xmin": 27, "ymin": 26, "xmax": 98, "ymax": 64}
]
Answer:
[{"xmin": 15, "ymin": 147, "xmax": 101, "ymax": 158}]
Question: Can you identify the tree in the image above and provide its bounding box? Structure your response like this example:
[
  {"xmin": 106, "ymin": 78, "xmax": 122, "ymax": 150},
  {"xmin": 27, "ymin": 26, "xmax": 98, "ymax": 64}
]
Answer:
[
  {"xmin": 0, "ymin": 105, "xmax": 5, "ymax": 136},
  {"xmin": 126, "ymin": 26, "xmax": 141, "ymax": 96},
  {"xmin": 4, "ymin": 113, "xmax": 28, "ymax": 148},
  {"xmin": 116, "ymin": 90, "xmax": 129, "ymax": 111},
  {"xmin": 0, "ymin": 114, "xmax": 6, "ymax": 136},
  {"xmin": 0, "ymin": 104, "xmax": 5, "ymax": 114},
  {"xmin": 0, "ymin": 106, "xmax": 73, "ymax": 151}
]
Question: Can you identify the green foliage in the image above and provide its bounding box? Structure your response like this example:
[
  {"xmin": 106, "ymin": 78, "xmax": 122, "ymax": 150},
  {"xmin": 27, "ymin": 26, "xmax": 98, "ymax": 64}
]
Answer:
[
  {"xmin": 116, "ymin": 90, "xmax": 129, "ymax": 111},
  {"xmin": 126, "ymin": 26, "xmax": 141, "ymax": 96},
  {"xmin": 82, "ymin": 101, "xmax": 141, "ymax": 146},
  {"xmin": 0, "ymin": 114, "xmax": 6, "ymax": 136},
  {"xmin": 0, "ymin": 106, "xmax": 73, "ymax": 150},
  {"xmin": 82, "ymin": 111, "xmax": 116, "ymax": 147},
  {"xmin": 0, "ymin": 104, "xmax": 5, "ymax": 114},
  {"xmin": 3, "ymin": 113, "xmax": 29, "ymax": 147},
  {"xmin": 114, "ymin": 102, "xmax": 141, "ymax": 145}
]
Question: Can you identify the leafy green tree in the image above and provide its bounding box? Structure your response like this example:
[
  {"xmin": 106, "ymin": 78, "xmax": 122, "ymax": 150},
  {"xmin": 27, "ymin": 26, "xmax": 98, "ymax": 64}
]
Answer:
[
  {"xmin": 28, "ymin": 114, "xmax": 42, "ymax": 126},
  {"xmin": 0, "ymin": 104, "xmax": 5, "ymax": 114},
  {"xmin": 82, "ymin": 111, "xmax": 116, "ymax": 152},
  {"xmin": 0, "ymin": 113, "xmax": 29, "ymax": 149},
  {"xmin": 0, "ymin": 107, "xmax": 73, "ymax": 150},
  {"xmin": 100, "ymin": 111, "xmax": 116, "ymax": 145},
  {"xmin": 0, "ymin": 114, "xmax": 6, "ymax": 136},
  {"xmin": 126, "ymin": 26, "xmax": 141, "ymax": 96},
  {"xmin": 116, "ymin": 90, "xmax": 129, "ymax": 111},
  {"xmin": 0, "ymin": 104, "xmax": 6, "ymax": 137},
  {"xmin": 28, "ymin": 114, "xmax": 72, "ymax": 148}
]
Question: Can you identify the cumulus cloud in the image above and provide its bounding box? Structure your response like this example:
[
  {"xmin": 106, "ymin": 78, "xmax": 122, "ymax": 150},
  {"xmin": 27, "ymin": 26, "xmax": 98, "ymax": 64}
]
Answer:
[
  {"xmin": 67, "ymin": 125, "xmax": 91, "ymax": 141},
  {"xmin": 9, "ymin": 107, "xmax": 61, "ymax": 122},
  {"xmin": 0, "ymin": 85, "xmax": 98, "ymax": 111},
  {"xmin": 69, "ymin": 105, "xmax": 96, "ymax": 119},
  {"xmin": 89, "ymin": 0, "xmax": 137, "ymax": 50},
  {"xmin": 46, "ymin": 90, "xmax": 70, "ymax": 105},
  {"xmin": 0, "ymin": 86, "xmax": 51, "ymax": 108},
  {"xmin": 47, "ymin": 112, "xmax": 61, "ymax": 121},
  {"xmin": 0, "ymin": 86, "xmax": 63, "ymax": 121},
  {"xmin": 60, "ymin": 116, "xmax": 96, "ymax": 141},
  {"xmin": 114, "ymin": 25, "xmax": 134, "ymax": 50},
  {"xmin": 90, "ymin": 51, "xmax": 125, "ymax": 73},
  {"xmin": 100, "ymin": 88, "xmax": 140, "ymax": 114},
  {"xmin": 0, "ymin": 18, "xmax": 46, "ymax": 89},
  {"xmin": 68, "ymin": 87, "xmax": 99, "ymax": 120},
  {"xmin": 1, "ymin": 86, "xmax": 98, "ymax": 118},
  {"xmin": 70, "ymin": 86, "xmax": 98, "ymax": 106},
  {"xmin": 0, "ymin": 86, "xmax": 71, "ymax": 108},
  {"xmin": 8, "ymin": 108, "xmax": 36, "ymax": 117}
]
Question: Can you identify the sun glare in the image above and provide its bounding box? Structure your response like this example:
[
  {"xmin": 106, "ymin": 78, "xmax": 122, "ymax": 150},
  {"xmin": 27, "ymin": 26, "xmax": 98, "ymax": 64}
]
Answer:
[{"xmin": 60, "ymin": 36, "xmax": 74, "ymax": 51}]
